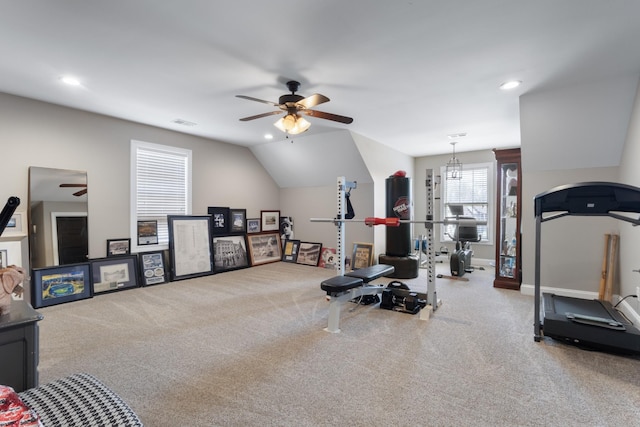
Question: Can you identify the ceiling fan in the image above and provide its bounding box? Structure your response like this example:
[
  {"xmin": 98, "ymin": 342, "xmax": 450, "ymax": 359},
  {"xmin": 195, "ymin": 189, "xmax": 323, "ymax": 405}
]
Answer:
[
  {"xmin": 236, "ymin": 80, "xmax": 353, "ymax": 135},
  {"xmin": 59, "ymin": 183, "xmax": 87, "ymax": 197}
]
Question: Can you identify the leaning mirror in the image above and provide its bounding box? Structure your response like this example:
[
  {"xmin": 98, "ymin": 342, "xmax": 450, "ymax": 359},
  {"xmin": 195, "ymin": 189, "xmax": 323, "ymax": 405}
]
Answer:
[{"xmin": 28, "ymin": 167, "xmax": 88, "ymax": 269}]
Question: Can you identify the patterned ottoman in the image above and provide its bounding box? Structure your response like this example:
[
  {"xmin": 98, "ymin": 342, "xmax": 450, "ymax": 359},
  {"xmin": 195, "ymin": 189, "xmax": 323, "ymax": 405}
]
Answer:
[{"xmin": 18, "ymin": 373, "xmax": 143, "ymax": 427}]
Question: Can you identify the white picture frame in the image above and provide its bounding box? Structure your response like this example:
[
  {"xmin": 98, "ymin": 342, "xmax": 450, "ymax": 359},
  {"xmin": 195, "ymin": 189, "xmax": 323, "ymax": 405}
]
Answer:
[{"xmin": 1, "ymin": 211, "xmax": 26, "ymax": 238}]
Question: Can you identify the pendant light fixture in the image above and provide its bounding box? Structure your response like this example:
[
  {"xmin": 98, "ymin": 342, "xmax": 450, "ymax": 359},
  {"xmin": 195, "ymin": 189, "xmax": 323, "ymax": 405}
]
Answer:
[{"xmin": 446, "ymin": 141, "xmax": 463, "ymax": 180}]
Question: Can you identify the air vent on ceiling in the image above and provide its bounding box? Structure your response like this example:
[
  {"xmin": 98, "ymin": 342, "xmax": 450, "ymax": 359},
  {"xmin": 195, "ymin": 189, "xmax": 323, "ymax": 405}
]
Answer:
[{"xmin": 171, "ymin": 119, "xmax": 197, "ymax": 126}]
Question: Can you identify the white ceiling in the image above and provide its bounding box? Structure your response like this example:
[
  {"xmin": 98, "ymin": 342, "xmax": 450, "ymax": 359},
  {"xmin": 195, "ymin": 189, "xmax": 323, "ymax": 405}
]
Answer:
[{"xmin": 2, "ymin": 1, "xmax": 640, "ymax": 157}]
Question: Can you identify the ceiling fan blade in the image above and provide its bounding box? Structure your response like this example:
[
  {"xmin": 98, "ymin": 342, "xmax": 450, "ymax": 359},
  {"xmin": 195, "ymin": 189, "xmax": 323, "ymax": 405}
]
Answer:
[
  {"xmin": 297, "ymin": 93, "xmax": 330, "ymax": 109},
  {"xmin": 59, "ymin": 183, "xmax": 87, "ymax": 188},
  {"xmin": 239, "ymin": 110, "xmax": 283, "ymax": 121},
  {"xmin": 236, "ymin": 95, "xmax": 279, "ymax": 107},
  {"xmin": 73, "ymin": 188, "xmax": 87, "ymax": 197},
  {"xmin": 302, "ymin": 109, "xmax": 354, "ymax": 124}
]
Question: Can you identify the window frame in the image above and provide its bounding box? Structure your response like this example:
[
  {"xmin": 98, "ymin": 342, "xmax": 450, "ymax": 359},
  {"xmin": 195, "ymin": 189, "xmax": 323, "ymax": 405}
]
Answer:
[
  {"xmin": 439, "ymin": 162, "xmax": 493, "ymax": 245},
  {"xmin": 130, "ymin": 140, "xmax": 192, "ymax": 254}
]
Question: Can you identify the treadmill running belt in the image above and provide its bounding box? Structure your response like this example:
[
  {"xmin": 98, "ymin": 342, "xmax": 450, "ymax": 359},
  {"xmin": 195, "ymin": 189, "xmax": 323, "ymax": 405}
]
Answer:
[{"xmin": 542, "ymin": 293, "xmax": 640, "ymax": 355}]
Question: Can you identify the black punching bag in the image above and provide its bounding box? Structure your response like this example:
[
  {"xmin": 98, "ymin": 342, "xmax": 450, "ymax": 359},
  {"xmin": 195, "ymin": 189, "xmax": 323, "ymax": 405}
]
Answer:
[{"xmin": 385, "ymin": 171, "xmax": 411, "ymax": 257}]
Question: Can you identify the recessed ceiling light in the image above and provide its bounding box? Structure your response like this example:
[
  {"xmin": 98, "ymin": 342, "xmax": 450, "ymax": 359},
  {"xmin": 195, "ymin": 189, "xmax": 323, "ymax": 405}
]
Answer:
[
  {"xmin": 499, "ymin": 80, "xmax": 522, "ymax": 90},
  {"xmin": 60, "ymin": 76, "xmax": 81, "ymax": 86},
  {"xmin": 264, "ymin": 133, "xmax": 274, "ymax": 140}
]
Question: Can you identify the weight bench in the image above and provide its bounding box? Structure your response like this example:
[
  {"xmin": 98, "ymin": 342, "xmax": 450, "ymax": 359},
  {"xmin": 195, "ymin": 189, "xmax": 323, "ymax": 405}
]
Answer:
[{"xmin": 320, "ymin": 264, "xmax": 394, "ymax": 333}]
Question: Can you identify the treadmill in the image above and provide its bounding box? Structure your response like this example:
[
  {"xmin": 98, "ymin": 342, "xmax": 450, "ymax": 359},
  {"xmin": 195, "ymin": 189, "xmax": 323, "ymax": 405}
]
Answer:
[{"xmin": 534, "ymin": 182, "xmax": 640, "ymax": 355}]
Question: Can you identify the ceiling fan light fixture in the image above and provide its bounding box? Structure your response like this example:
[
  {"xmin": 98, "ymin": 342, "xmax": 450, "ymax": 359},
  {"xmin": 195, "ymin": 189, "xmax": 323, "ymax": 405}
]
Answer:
[{"xmin": 274, "ymin": 114, "xmax": 310, "ymax": 135}]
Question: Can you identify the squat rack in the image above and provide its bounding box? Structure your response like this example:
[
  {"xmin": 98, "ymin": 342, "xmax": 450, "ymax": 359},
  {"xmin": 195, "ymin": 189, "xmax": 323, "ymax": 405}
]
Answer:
[{"xmin": 311, "ymin": 170, "xmax": 442, "ymax": 312}]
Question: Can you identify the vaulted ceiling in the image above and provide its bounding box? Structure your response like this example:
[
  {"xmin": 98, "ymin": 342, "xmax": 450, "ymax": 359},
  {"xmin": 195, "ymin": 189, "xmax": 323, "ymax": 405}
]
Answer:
[{"xmin": 1, "ymin": 1, "xmax": 640, "ymax": 157}]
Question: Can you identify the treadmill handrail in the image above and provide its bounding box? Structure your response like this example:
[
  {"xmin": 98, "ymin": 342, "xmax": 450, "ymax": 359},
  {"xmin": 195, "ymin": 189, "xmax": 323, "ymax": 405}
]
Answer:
[{"xmin": 534, "ymin": 181, "xmax": 640, "ymax": 224}]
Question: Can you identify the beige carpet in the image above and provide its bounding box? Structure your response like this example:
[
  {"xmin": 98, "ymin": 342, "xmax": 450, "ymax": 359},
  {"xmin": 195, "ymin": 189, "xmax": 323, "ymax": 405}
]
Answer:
[{"xmin": 35, "ymin": 261, "xmax": 640, "ymax": 426}]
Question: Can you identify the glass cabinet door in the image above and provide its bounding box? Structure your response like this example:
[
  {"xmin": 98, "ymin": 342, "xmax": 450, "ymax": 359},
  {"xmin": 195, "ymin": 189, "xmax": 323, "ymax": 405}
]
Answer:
[
  {"xmin": 493, "ymin": 148, "xmax": 521, "ymax": 289},
  {"xmin": 498, "ymin": 162, "xmax": 518, "ymax": 279}
]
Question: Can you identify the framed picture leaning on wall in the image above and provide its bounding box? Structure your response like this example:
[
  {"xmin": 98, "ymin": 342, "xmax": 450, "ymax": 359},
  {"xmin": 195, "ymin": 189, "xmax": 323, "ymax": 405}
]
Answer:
[
  {"xmin": 296, "ymin": 242, "xmax": 323, "ymax": 267},
  {"xmin": 260, "ymin": 210, "xmax": 280, "ymax": 232},
  {"xmin": 137, "ymin": 220, "xmax": 158, "ymax": 245},
  {"xmin": 138, "ymin": 250, "xmax": 168, "ymax": 286},
  {"xmin": 90, "ymin": 255, "xmax": 139, "ymax": 294},
  {"xmin": 168, "ymin": 215, "xmax": 214, "ymax": 281},
  {"xmin": 229, "ymin": 208, "xmax": 247, "ymax": 233},
  {"xmin": 352, "ymin": 242, "xmax": 374, "ymax": 270},
  {"xmin": 107, "ymin": 238, "xmax": 130, "ymax": 256},
  {"xmin": 207, "ymin": 206, "xmax": 230, "ymax": 235},
  {"xmin": 213, "ymin": 234, "xmax": 250, "ymax": 272},
  {"xmin": 247, "ymin": 232, "xmax": 282, "ymax": 266},
  {"xmin": 32, "ymin": 263, "xmax": 92, "ymax": 308},
  {"xmin": 246, "ymin": 218, "xmax": 261, "ymax": 233},
  {"xmin": 281, "ymin": 239, "xmax": 300, "ymax": 263}
]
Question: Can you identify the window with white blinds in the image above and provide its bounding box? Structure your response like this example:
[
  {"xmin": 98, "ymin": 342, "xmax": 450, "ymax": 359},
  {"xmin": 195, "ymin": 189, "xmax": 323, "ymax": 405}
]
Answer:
[
  {"xmin": 131, "ymin": 140, "xmax": 192, "ymax": 251},
  {"xmin": 441, "ymin": 163, "xmax": 491, "ymax": 243}
]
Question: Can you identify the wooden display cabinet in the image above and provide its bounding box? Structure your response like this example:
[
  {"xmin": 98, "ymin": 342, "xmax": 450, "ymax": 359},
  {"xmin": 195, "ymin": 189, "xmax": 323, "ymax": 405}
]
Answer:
[{"xmin": 493, "ymin": 148, "xmax": 521, "ymax": 289}]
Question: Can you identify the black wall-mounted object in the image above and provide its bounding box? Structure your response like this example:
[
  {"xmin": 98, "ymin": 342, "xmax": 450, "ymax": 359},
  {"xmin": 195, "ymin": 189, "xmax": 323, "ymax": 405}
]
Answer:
[{"xmin": 0, "ymin": 196, "xmax": 20, "ymax": 237}]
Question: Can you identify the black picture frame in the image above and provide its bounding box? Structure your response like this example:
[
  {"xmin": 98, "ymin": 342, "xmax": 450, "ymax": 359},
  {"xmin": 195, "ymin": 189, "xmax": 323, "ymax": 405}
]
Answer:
[
  {"xmin": 260, "ymin": 210, "xmax": 280, "ymax": 232},
  {"xmin": 213, "ymin": 234, "xmax": 250, "ymax": 272},
  {"xmin": 168, "ymin": 215, "xmax": 214, "ymax": 281},
  {"xmin": 229, "ymin": 208, "xmax": 247, "ymax": 233},
  {"xmin": 137, "ymin": 220, "xmax": 158, "ymax": 245},
  {"xmin": 90, "ymin": 255, "xmax": 140, "ymax": 294},
  {"xmin": 107, "ymin": 238, "xmax": 131, "ymax": 256},
  {"xmin": 138, "ymin": 250, "xmax": 168, "ymax": 286},
  {"xmin": 31, "ymin": 263, "xmax": 92, "ymax": 308},
  {"xmin": 246, "ymin": 218, "xmax": 261, "ymax": 233},
  {"xmin": 281, "ymin": 239, "xmax": 300, "ymax": 263},
  {"xmin": 296, "ymin": 242, "xmax": 323, "ymax": 267},
  {"xmin": 208, "ymin": 206, "xmax": 230, "ymax": 235}
]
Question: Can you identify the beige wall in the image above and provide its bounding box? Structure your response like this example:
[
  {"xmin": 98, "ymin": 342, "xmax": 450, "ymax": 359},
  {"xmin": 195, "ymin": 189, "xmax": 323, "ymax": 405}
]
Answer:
[
  {"xmin": 618, "ymin": 78, "xmax": 640, "ymax": 315},
  {"xmin": 519, "ymin": 72, "xmax": 640, "ymax": 320},
  {"xmin": 279, "ymin": 182, "xmax": 374, "ymax": 262},
  {"xmin": 0, "ymin": 92, "xmax": 280, "ymax": 271},
  {"xmin": 352, "ymin": 132, "xmax": 414, "ymax": 258},
  {"xmin": 520, "ymin": 167, "xmax": 619, "ymax": 292}
]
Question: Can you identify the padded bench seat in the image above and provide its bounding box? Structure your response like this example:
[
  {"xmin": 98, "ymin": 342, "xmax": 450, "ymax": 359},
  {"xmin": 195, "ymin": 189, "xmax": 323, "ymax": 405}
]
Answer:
[
  {"xmin": 346, "ymin": 264, "xmax": 394, "ymax": 282},
  {"xmin": 321, "ymin": 264, "xmax": 395, "ymax": 295},
  {"xmin": 321, "ymin": 275, "xmax": 363, "ymax": 294},
  {"xmin": 320, "ymin": 264, "xmax": 394, "ymax": 333}
]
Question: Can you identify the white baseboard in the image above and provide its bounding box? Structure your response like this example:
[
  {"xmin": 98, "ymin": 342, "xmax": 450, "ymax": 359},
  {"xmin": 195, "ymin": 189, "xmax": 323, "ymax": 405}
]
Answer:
[
  {"xmin": 520, "ymin": 283, "xmax": 598, "ymax": 299},
  {"xmin": 470, "ymin": 258, "xmax": 493, "ymax": 267},
  {"xmin": 520, "ymin": 283, "xmax": 640, "ymax": 326}
]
